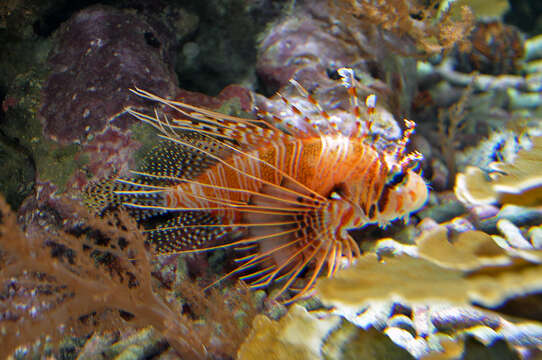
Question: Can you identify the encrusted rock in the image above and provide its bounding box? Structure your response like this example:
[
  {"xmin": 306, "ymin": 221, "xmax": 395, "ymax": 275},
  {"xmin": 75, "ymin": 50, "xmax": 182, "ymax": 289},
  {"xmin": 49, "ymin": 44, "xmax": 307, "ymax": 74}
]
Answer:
[{"xmin": 39, "ymin": 5, "xmax": 178, "ymax": 144}]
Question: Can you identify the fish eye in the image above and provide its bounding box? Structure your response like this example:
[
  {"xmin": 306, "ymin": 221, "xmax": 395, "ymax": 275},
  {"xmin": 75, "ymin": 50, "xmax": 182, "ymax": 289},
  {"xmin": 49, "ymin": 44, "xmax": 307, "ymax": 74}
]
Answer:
[
  {"xmin": 386, "ymin": 169, "xmax": 407, "ymax": 188},
  {"xmin": 328, "ymin": 183, "xmax": 347, "ymax": 200},
  {"xmin": 329, "ymin": 191, "xmax": 341, "ymax": 200}
]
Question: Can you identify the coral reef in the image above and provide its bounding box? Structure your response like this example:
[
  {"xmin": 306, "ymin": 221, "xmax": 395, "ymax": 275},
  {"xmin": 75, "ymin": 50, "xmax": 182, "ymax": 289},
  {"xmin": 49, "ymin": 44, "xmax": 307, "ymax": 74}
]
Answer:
[
  {"xmin": 239, "ymin": 305, "xmax": 415, "ymax": 359},
  {"xmin": 238, "ymin": 214, "xmax": 542, "ymax": 358},
  {"xmin": 256, "ymin": 0, "xmax": 419, "ymax": 116},
  {"xmin": 310, "ymin": 224, "xmax": 542, "ymax": 358},
  {"xmin": 415, "ymin": 30, "xmax": 542, "ymax": 190},
  {"xmin": 238, "ymin": 305, "xmax": 340, "ymax": 360},
  {"xmin": 1, "ymin": 0, "xmax": 542, "ymax": 358},
  {"xmin": 236, "ymin": 3, "xmax": 542, "ymax": 356}
]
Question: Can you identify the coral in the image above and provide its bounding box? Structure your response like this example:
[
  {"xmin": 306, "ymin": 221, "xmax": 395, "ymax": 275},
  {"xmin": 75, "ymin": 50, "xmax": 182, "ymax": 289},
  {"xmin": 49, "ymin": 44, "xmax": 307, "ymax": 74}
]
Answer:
[
  {"xmin": 237, "ymin": 305, "xmax": 340, "ymax": 360},
  {"xmin": 454, "ymin": 21, "xmax": 524, "ymax": 75},
  {"xmin": 415, "ymin": 29, "xmax": 542, "ymax": 191},
  {"xmin": 316, "ymin": 250, "xmax": 541, "ymax": 309},
  {"xmin": 0, "ymin": 196, "xmax": 198, "ymax": 358},
  {"xmin": 417, "ymin": 227, "xmax": 508, "ymax": 270},
  {"xmin": 0, "ymin": 195, "xmax": 255, "ymax": 359},
  {"xmin": 306, "ymin": 141, "xmax": 542, "ymax": 356},
  {"xmin": 4, "ymin": 1, "xmax": 541, "ymax": 359},
  {"xmin": 327, "ymin": 0, "xmax": 475, "ymax": 57},
  {"xmin": 175, "ymin": 280, "xmax": 258, "ymax": 357},
  {"xmin": 256, "ymin": 0, "xmax": 419, "ymax": 116},
  {"xmin": 434, "ymin": 81, "xmax": 474, "ymax": 188},
  {"xmin": 416, "ymin": 30, "xmax": 542, "ymax": 119},
  {"xmin": 238, "ymin": 304, "xmax": 417, "ymax": 359},
  {"xmin": 238, "ymin": 213, "xmax": 542, "ymax": 358},
  {"xmin": 455, "ymin": 135, "xmax": 542, "ymax": 206},
  {"xmin": 85, "ymin": 327, "xmax": 167, "ymax": 359},
  {"xmin": 312, "ymin": 226, "xmax": 542, "ymax": 358},
  {"xmin": 321, "ymin": 322, "xmax": 414, "ymax": 360},
  {"xmin": 444, "ymin": 0, "xmax": 510, "ymax": 20}
]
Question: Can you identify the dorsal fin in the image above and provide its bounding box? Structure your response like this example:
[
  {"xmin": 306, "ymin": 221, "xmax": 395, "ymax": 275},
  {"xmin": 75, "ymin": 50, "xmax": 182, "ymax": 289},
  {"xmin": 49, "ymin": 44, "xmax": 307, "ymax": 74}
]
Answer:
[
  {"xmin": 127, "ymin": 88, "xmax": 288, "ymax": 151},
  {"xmin": 83, "ymin": 132, "xmax": 232, "ymax": 219},
  {"xmin": 136, "ymin": 133, "xmax": 229, "ymax": 184},
  {"xmin": 256, "ymin": 68, "xmax": 381, "ymax": 140}
]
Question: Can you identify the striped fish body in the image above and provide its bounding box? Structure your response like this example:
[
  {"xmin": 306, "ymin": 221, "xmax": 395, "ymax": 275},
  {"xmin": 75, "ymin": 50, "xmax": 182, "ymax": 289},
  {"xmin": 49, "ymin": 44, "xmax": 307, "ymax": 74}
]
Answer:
[
  {"xmin": 160, "ymin": 135, "xmax": 371, "ymax": 275},
  {"xmin": 163, "ymin": 132, "xmax": 423, "ymax": 232},
  {"xmin": 165, "ymin": 136, "xmax": 363, "ymax": 216}
]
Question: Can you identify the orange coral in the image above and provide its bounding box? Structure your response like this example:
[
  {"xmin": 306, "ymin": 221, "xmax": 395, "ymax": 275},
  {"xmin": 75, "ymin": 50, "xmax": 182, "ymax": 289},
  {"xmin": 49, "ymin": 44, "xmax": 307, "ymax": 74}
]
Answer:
[
  {"xmin": 328, "ymin": 0, "xmax": 474, "ymax": 57},
  {"xmin": 0, "ymin": 196, "xmax": 255, "ymax": 358}
]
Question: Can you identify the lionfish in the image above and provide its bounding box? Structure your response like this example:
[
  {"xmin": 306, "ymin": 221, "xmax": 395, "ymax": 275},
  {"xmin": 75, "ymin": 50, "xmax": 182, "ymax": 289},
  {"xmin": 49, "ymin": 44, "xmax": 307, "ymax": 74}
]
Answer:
[{"xmin": 85, "ymin": 68, "xmax": 428, "ymax": 303}]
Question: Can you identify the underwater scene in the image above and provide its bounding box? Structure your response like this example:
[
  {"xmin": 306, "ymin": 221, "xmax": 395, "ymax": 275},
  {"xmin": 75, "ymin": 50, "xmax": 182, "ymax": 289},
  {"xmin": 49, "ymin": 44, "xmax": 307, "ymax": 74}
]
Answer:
[{"xmin": 1, "ymin": 0, "xmax": 542, "ymax": 358}]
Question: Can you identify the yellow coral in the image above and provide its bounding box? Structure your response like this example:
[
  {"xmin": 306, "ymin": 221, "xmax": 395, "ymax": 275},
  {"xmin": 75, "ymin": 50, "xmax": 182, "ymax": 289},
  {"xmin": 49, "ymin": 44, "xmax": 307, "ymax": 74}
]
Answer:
[
  {"xmin": 455, "ymin": 135, "xmax": 542, "ymax": 206},
  {"xmin": 445, "ymin": 0, "xmax": 510, "ymax": 20},
  {"xmin": 416, "ymin": 226, "xmax": 509, "ymax": 270},
  {"xmin": 316, "ymin": 224, "xmax": 542, "ymax": 308},
  {"xmin": 237, "ymin": 305, "xmax": 339, "ymax": 360},
  {"xmin": 312, "ymin": 228, "xmax": 542, "ymax": 358}
]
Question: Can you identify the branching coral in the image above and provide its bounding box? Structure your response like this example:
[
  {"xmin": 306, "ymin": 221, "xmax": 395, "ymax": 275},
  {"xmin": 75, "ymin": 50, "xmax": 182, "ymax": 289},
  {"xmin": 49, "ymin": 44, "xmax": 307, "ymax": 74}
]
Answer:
[
  {"xmin": 327, "ymin": 0, "xmax": 475, "ymax": 57},
  {"xmin": 0, "ymin": 196, "xmax": 255, "ymax": 358},
  {"xmin": 0, "ymin": 197, "xmax": 203, "ymax": 357}
]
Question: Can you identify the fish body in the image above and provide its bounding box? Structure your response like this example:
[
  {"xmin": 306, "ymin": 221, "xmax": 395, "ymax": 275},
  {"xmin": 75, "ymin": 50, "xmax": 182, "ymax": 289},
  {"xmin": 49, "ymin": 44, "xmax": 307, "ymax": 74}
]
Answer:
[{"xmin": 86, "ymin": 68, "xmax": 428, "ymax": 302}]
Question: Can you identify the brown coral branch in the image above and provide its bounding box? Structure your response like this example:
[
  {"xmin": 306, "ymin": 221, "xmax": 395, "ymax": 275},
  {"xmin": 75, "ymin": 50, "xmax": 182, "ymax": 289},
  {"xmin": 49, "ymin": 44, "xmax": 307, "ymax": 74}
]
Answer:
[
  {"xmin": 437, "ymin": 80, "xmax": 474, "ymax": 188},
  {"xmin": 328, "ymin": 0, "xmax": 474, "ymax": 57},
  {"xmin": 0, "ymin": 196, "xmax": 207, "ymax": 358}
]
